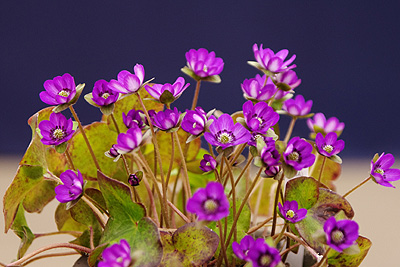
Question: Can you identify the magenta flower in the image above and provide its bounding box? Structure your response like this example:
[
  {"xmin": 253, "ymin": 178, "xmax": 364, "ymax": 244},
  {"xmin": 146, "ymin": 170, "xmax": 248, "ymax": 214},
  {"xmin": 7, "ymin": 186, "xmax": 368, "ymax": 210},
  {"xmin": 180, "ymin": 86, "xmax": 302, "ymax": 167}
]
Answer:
[
  {"xmin": 204, "ymin": 114, "xmax": 251, "ymax": 149},
  {"xmin": 98, "ymin": 239, "xmax": 131, "ymax": 267},
  {"xmin": 241, "ymin": 75, "xmax": 277, "ymax": 102},
  {"xmin": 278, "ymin": 200, "xmax": 307, "ymax": 223},
  {"xmin": 55, "ymin": 170, "xmax": 84, "ymax": 203},
  {"xmin": 307, "ymin": 113, "xmax": 345, "ymax": 137},
  {"xmin": 370, "ymin": 153, "xmax": 400, "ymax": 188},
  {"xmin": 199, "ymin": 154, "xmax": 217, "ymax": 172},
  {"xmin": 253, "ymin": 43, "xmax": 296, "ymax": 73},
  {"xmin": 260, "ymin": 145, "xmax": 281, "ymax": 168},
  {"xmin": 91, "ymin": 79, "xmax": 119, "ymax": 106},
  {"xmin": 123, "ymin": 109, "xmax": 146, "ymax": 129},
  {"xmin": 284, "ymin": 137, "xmax": 316, "ymax": 171},
  {"xmin": 181, "ymin": 107, "xmax": 208, "ymax": 136},
  {"xmin": 264, "ymin": 165, "xmax": 281, "ymax": 177},
  {"xmin": 114, "ymin": 125, "xmax": 143, "ymax": 154},
  {"xmin": 145, "ymin": 77, "xmax": 189, "ymax": 104},
  {"xmin": 186, "ymin": 181, "xmax": 229, "ymax": 221},
  {"xmin": 38, "ymin": 112, "xmax": 75, "ymax": 146},
  {"xmin": 324, "ymin": 217, "xmax": 359, "ymax": 252},
  {"xmin": 40, "ymin": 73, "xmax": 76, "ymax": 105},
  {"xmin": 232, "ymin": 235, "xmax": 255, "ymax": 261},
  {"xmin": 185, "ymin": 48, "xmax": 224, "ymax": 78},
  {"xmin": 108, "ymin": 64, "xmax": 145, "ymax": 94},
  {"xmin": 275, "ymin": 70, "xmax": 301, "ymax": 91},
  {"xmin": 247, "ymin": 238, "xmax": 281, "ymax": 267},
  {"xmin": 282, "ymin": 95, "xmax": 313, "ymax": 117},
  {"xmin": 105, "ymin": 144, "xmax": 121, "ymax": 161},
  {"xmin": 315, "ymin": 132, "xmax": 345, "ymax": 157},
  {"xmin": 243, "ymin": 100, "xmax": 279, "ymax": 134},
  {"xmin": 148, "ymin": 107, "xmax": 181, "ymax": 131}
]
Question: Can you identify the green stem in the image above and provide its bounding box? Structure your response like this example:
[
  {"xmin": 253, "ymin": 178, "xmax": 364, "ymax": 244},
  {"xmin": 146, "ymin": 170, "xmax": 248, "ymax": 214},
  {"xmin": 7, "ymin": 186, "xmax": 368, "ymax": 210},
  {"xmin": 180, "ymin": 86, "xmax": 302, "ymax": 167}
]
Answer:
[
  {"xmin": 34, "ymin": 231, "xmax": 82, "ymax": 238},
  {"xmin": 283, "ymin": 116, "xmax": 297, "ymax": 143},
  {"xmin": 268, "ymin": 88, "xmax": 281, "ymax": 106},
  {"xmin": 191, "ymin": 80, "xmax": 202, "ymax": 110},
  {"xmin": 274, "ymin": 222, "xmax": 288, "ymax": 245},
  {"xmin": 69, "ymin": 106, "xmax": 101, "ymax": 171},
  {"xmin": 318, "ymin": 156, "xmax": 327, "ymax": 185},
  {"xmin": 110, "ymin": 113, "xmax": 121, "ymax": 134},
  {"xmin": 217, "ymin": 220, "xmax": 229, "ymax": 267},
  {"xmin": 64, "ymin": 149, "xmax": 75, "ymax": 170},
  {"xmin": 81, "ymin": 195, "xmax": 107, "ymax": 228},
  {"xmin": 227, "ymin": 155, "xmax": 254, "ymax": 198},
  {"xmin": 271, "ymin": 174, "xmax": 285, "ymax": 236},
  {"xmin": 83, "ymin": 193, "xmax": 109, "ymax": 216},
  {"xmin": 165, "ymin": 132, "xmax": 175, "ymax": 194},
  {"xmin": 343, "ymin": 176, "xmax": 371, "ymax": 198},
  {"xmin": 224, "ymin": 156, "xmax": 237, "ymax": 242}
]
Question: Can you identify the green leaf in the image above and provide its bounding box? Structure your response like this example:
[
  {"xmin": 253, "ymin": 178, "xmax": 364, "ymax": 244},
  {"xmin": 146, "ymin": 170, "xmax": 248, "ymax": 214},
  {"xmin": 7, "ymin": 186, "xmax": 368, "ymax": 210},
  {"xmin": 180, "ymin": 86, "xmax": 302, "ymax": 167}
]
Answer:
[
  {"xmin": 55, "ymin": 203, "xmax": 87, "ymax": 234},
  {"xmin": 11, "ymin": 203, "xmax": 35, "ymax": 259},
  {"xmin": 159, "ymin": 90, "xmax": 175, "ymax": 105},
  {"xmin": 285, "ymin": 176, "xmax": 320, "ymax": 210},
  {"xmin": 70, "ymin": 228, "xmax": 102, "ymax": 253},
  {"xmin": 22, "ymin": 178, "xmax": 56, "ymax": 213},
  {"xmin": 327, "ymin": 236, "xmax": 372, "ymax": 267},
  {"xmin": 70, "ymin": 199, "xmax": 99, "ymax": 227},
  {"xmin": 97, "ymin": 171, "xmax": 162, "ymax": 267},
  {"xmin": 100, "ymin": 104, "xmax": 115, "ymax": 116},
  {"xmin": 88, "ymin": 243, "xmax": 108, "ymax": 267},
  {"xmin": 160, "ymin": 222, "xmax": 219, "ymax": 266},
  {"xmin": 310, "ymin": 153, "xmax": 341, "ymax": 190},
  {"xmin": 181, "ymin": 66, "xmax": 221, "ymax": 83}
]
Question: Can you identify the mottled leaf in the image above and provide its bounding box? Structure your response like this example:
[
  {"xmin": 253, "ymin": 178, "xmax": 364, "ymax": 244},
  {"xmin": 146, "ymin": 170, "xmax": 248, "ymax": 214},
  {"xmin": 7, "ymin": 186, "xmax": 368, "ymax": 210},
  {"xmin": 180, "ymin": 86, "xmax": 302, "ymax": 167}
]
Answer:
[
  {"xmin": 87, "ymin": 243, "xmax": 108, "ymax": 267},
  {"xmin": 55, "ymin": 203, "xmax": 87, "ymax": 234},
  {"xmin": 285, "ymin": 176, "xmax": 320, "ymax": 210},
  {"xmin": 327, "ymin": 236, "xmax": 371, "ymax": 267},
  {"xmin": 11, "ymin": 204, "xmax": 35, "ymax": 259}
]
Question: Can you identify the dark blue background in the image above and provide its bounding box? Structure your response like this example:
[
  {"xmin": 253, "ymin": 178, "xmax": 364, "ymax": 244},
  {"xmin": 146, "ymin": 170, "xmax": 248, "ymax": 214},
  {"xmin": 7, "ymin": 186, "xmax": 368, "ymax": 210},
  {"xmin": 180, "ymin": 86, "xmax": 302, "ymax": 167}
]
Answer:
[{"xmin": 2, "ymin": 1, "xmax": 400, "ymax": 157}]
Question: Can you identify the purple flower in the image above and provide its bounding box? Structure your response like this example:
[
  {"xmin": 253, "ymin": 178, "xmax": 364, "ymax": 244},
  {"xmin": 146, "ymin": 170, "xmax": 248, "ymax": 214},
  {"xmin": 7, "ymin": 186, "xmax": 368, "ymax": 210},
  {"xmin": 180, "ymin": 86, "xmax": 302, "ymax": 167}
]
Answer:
[
  {"xmin": 243, "ymin": 100, "xmax": 279, "ymax": 134},
  {"xmin": 232, "ymin": 235, "xmax": 255, "ymax": 261},
  {"xmin": 275, "ymin": 70, "xmax": 302, "ymax": 91},
  {"xmin": 181, "ymin": 107, "xmax": 208, "ymax": 136},
  {"xmin": 284, "ymin": 137, "xmax": 316, "ymax": 171},
  {"xmin": 264, "ymin": 165, "xmax": 281, "ymax": 177},
  {"xmin": 114, "ymin": 125, "xmax": 143, "ymax": 154},
  {"xmin": 278, "ymin": 200, "xmax": 307, "ymax": 223},
  {"xmin": 315, "ymin": 132, "xmax": 345, "ymax": 157},
  {"xmin": 145, "ymin": 77, "xmax": 190, "ymax": 104},
  {"xmin": 148, "ymin": 107, "xmax": 181, "ymax": 131},
  {"xmin": 40, "ymin": 73, "xmax": 76, "ymax": 105},
  {"xmin": 253, "ymin": 43, "xmax": 296, "ymax": 73},
  {"xmin": 91, "ymin": 79, "xmax": 119, "ymax": 106},
  {"xmin": 38, "ymin": 112, "xmax": 75, "ymax": 146},
  {"xmin": 260, "ymin": 145, "xmax": 281, "ymax": 168},
  {"xmin": 307, "ymin": 113, "xmax": 345, "ymax": 137},
  {"xmin": 98, "ymin": 239, "xmax": 131, "ymax": 267},
  {"xmin": 282, "ymin": 95, "xmax": 313, "ymax": 116},
  {"xmin": 185, "ymin": 48, "xmax": 224, "ymax": 78},
  {"xmin": 324, "ymin": 217, "xmax": 359, "ymax": 252},
  {"xmin": 128, "ymin": 173, "xmax": 141, "ymax": 187},
  {"xmin": 241, "ymin": 75, "xmax": 277, "ymax": 102},
  {"xmin": 247, "ymin": 238, "xmax": 281, "ymax": 267},
  {"xmin": 105, "ymin": 144, "xmax": 121, "ymax": 161},
  {"xmin": 204, "ymin": 114, "xmax": 251, "ymax": 149},
  {"xmin": 108, "ymin": 64, "xmax": 145, "ymax": 94},
  {"xmin": 186, "ymin": 181, "xmax": 229, "ymax": 221},
  {"xmin": 55, "ymin": 170, "xmax": 84, "ymax": 203},
  {"xmin": 199, "ymin": 154, "xmax": 217, "ymax": 172},
  {"xmin": 123, "ymin": 109, "xmax": 146, "ymax": 129},
  {"xmin": 370, "ymin": 153, "xmax": 400, "ymax": 188}
]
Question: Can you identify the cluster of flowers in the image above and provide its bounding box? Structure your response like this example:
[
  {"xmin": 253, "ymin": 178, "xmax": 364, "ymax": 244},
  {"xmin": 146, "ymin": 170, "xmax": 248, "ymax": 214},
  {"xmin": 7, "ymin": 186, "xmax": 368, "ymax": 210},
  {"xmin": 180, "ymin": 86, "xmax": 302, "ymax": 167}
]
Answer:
[{"xmin": 31, "ymin": 44, "xmax": 400, "ymax": 267}]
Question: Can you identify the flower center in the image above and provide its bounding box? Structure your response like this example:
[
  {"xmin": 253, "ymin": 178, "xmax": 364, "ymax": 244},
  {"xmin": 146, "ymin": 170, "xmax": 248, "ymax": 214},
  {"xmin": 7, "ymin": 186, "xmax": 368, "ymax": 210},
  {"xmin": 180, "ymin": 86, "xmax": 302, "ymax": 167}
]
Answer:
[
  {"xmin": 323, "ymin": 145, "xmax": 334, "ymax": 153},
  {"xmin": 206, "ymin": 162, "xmax": 210, "ymax": 166},
  {"xmin": 259, "ymin": 254, "xmax": 272, "ymax": 266},
  {"xmin": 218, "ymin": 133, "xmax": 232, "ymax": 144},
  {"xmin": 288, "ymin": 151, "xmax": 300, "ymax": 161},
  {"xmin": 331, "ymin": 229, "xmax": 345, "ymax": 244},
  {"xmin": 286, "ymin": 209, "xmax": 295, "ymax": 218},
  {"xmin": 52, "ymin": 128, "xmax": 66, "ymax": 140},
  {"xmin": 193, "ymin": 122, "xmax": 197, "ymax": 128},
  {"xmin": 257, "ymin": 117, "xmax": 264, "ymax": 124},
  {"xmin": 204, "ymin": 199, "xmax": 218, "ymax": 213},
  {"xmin": 58, "ymin": 89, "xmax": 70, "ymax": 97},
  {"xmin": 374, "ymin": 168, "xmax": 384, "ymax": 175},
  {"xmin": 203, "ymin": 65, "xmax": 208, "ymax": 72},
  {"xmin": 101, "ymin": 92, "xmax": 110, "ymax": 99}
]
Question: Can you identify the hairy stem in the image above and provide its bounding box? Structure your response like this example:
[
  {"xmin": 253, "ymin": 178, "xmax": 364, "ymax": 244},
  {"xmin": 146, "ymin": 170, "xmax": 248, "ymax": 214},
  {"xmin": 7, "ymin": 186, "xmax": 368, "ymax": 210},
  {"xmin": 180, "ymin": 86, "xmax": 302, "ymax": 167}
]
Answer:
[
  {"xmin": 191, "ymin": 80, "xmax": 202, "ymax": 110},
  {"xmin": 343, "ymin": 176, "xmax": 371, "ymax": 198},
  {"xmin": 283, "ymin": 116, "xmax": 297, "ymax": 143}
]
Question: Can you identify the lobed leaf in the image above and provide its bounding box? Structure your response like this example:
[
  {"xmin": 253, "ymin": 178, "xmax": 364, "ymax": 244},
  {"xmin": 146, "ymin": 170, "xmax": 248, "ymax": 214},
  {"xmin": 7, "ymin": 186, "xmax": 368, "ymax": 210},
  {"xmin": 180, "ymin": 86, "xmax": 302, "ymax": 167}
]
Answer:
[{"xmin": 327, "ymin": 236, "xmax": 372, "ymax": 267}]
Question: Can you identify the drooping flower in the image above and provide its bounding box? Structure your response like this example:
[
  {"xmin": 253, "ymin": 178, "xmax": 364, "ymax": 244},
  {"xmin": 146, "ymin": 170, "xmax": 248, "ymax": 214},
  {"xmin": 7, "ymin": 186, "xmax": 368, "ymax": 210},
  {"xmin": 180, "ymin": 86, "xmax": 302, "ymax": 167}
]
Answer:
[
  {"xmin": 91, "ymin": 79, "xmax": 119, "ymax": 106},
  {"xmin": 307, "ymin": 113, "xmax": 345, "ymax": 137},
  {"xmin": 98, "ymin": 239, "xmax": 132, "ymax": 267},
  {"xmin": 186, "ymin": 181, "xmax": 229, "ymax": 221},
  {"xmin": 282, "ymin": 95, "xmax": 313, "ymax": 117},
  {"xmin": 264, "ymin": 165, "xmax": 281, "ymax": 177},
  {"xmin": 370, "ymin": 153, "xmax": 400, "ymax": 188},
  {"xmin": 123, "ymin": 109, "xmax": 146, "ymax": 129},
  {"xmin": 38, "ymin": 112, "xmax": 75, "ymax": 146},
  {"xmin": 199, "ymin": 154, "xmax": 217, "ymax": 172},
  {"xmin": 323, "ymin": 217, "xmax": 359, "ymax": 252},
  {"xmin": 204, "ymin": 114, "xmax": 251, "ymax": 149},
  {"xmin": 283, "ymin": 137, "xmax": 316, "ymax": 171},
  {"xmin": 243, "ymin": 100, "xmax": 279, "ymax": 134},
  {"xmin": 148, "ymin": 107, "xmax": 181, "ymax": 131},
  {"xmin": 40, "ymin": 73, "xmax": 76, "ymax": 105},
  {"xmin": 275, "ymin": 70, "xmax": 302, "ymax": 91},
  {"xmin": 247, "ymin": 238, "xmax": 281, "ymax": 267},
  {"xmin": 241, "ymin": 75, "xmax": 277, "ymax": 102},
  {"xmin": 232, "ymin": 235, "xmax": 255, "ymax": 261},
  {"xmin": 108, "ymin": 64, "xmax": 145, "ymax": 94},
  {"xmin": 260, "ymin": 139, "xmax": 281, "ymax": 167},
  {"xmin": 128, "ymin": 173, "xmax": 141, "ymax": 187},
  {"xmin": 145, "ymin": 77, "xmax": 190, "ymax": 104},
  {"xmin": 278, "ymin": 200, "xmax": 307, "ymax": 223},
  {"xmin": 114, "ymin": 125, "xmax": 143, "ymax": 154},
  {"xmin": 55, "ymin": 170, "xmax": 84, "ymax": 203},
  {"xmin": 181, "ymin": 107, "xmax": 208, "ymax": 136},
  {"xmin": 185, "ymin": 48, "xmax": 224, "ymax": 78},
  {"xmin": 253, "ymin": 43, "xmax": 296, "ymax": 73},
  {"xmin": 105, "ymin": 144, "xmax": 121, "ymax": 161},
  {"xmin": 315, "ymin": 132, "xmax": 345, "ymax": 157}
]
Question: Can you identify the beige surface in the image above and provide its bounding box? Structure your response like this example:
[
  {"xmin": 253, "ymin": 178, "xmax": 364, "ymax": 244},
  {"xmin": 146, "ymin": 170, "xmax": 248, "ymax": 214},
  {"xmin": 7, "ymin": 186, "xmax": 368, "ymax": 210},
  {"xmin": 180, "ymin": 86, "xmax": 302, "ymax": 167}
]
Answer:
[{"xmin": 1, "ymin": 156, "xmax": 400, "ymax": 266}]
